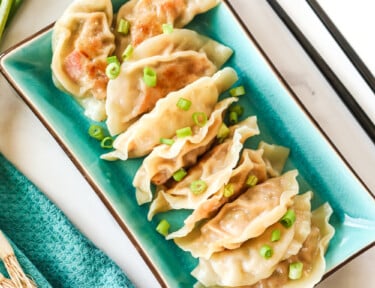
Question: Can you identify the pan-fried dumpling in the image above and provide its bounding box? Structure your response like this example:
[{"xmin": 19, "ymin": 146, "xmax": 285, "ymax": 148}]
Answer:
[
  {"xmin": 101, "ymin": 67, "xmax": 238, "ymax": 161},
  {"xmin": 166, "ymin": 148, "xmax": 267, "ymax": 239},
  {"xmin": 192, "ymin": 192, "xmax": 312, "ymax": 287},
  {"xmin": 107, "ymin": 51, "xmax": 219, "ymax": 135},
  {"xmin": 51, "ymin": 0, "xmax": 115, "ymax": 121},
  {"xmin": 175, "ymin": 170, "xmax": 299, "ymax": 259},
  {"xmin": 250, "ymin": 203, "xmax": 334, "ymax": 288},
  {"xmin": 114, "ymin": 0, "xmax": 221, "ymax": 57},
  {"xmin": 133, "ymin": 97, "xmax": 237, "ymax": 205},
  {"xmin": 148, "ymin": 117, "xmax": 259, "ymax": 220}
]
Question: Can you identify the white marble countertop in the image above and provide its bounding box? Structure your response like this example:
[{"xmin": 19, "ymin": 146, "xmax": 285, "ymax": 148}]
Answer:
[{"xmin": 0, "ymin": 1, "xmax": 373, "ymax": 287}]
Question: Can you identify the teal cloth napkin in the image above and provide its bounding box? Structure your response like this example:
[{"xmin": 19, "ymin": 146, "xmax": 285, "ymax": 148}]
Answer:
[{"xmin": 0, "ymin": 153, "xmax": 135, "ymax": 288}]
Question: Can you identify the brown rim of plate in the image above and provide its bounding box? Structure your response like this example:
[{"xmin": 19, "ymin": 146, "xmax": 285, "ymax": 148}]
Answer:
[{"xmin": 0, "ymin": 1, "xmax": 374, "ymax": 287}]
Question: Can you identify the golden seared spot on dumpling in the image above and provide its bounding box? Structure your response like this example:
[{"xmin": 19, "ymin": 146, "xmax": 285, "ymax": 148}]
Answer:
[
  {"xmin": 75, "ymin": 13, "xmax": 114, "ymax": 58},
  {"xmin": 63, "ymin": 49, "xmax": 108, "ymax": 100},
  {"xmin": 63, "ymin": 13, "xmax": 114, "ymax": 100},
  {"xmin": 139, "ymin": 54, "xmax": 215, "ymax": 115},
  {"xmin": 131, "ymin": 0, "xmax": 186, "ymax": 46}
]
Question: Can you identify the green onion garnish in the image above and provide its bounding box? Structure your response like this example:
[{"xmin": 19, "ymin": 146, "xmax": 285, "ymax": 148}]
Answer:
[
  {"xmin": 176, "ymin": 127, "xmax": 193, "ymax": 138},
  {"xmin": 246, "ymin": 175, "xmax": 258, "ymax": 187},
  {"xmin": 122, "ymin": 44, "xmax": 133, "ymax": 61},
  {"xmin": 190, "ymin": 180, "xmax": 208, "ymax": 195},
  {"xmin": 173, "ymin": 168, "xmax": 187, "ymax": 182},
  {"xmin": 118, "ymin": 18, "xmax": 130, "ymax": 35},
  {"xmin": 106, "ymin": 62, "xmax": 120, "ymax": 80},
  {"xmin": 156, "ymin": 219, "xmax": 170, "ymax": 236},
  {"xmin": 229, "ymin": 85, "xmax": 246, "ymax": 97},
  {"xmin": 176, "ymin": 97, "xmax": 192, "ymax": 111},
  {"xmin": 223, "ymin": 184, "xmax": 234, "ymax": 197},
  {"xmin": 160, "ymin": 138, "xmax": 175, "ymax": 145},
  {"xmin": 229, "ymin": 104, "xmax": 244, "ymax": 117},
  {"xmin": 217, "ymin": 123, "xmax": 230, "ymax": 141},
  {"xmin": 259, "ymin": 244, "xmax": 273, "ymax": 259},
  {"xmin": 288, "ymin": 262, "xmax": 303, "ymax": 280},
  {"xmin": 5, "ymin": 0, "xmax": 23, "ymax": 29},
  {"xmin": 88, "ymin": 124, "xmax": 105, "ymax": 140},
  {"xmin": 0, "ymin": 0, "xmax": 13, "ymax": 41},
  {"xmin": 280, "ymin": 209, "xmax": 296, "ymax": 228},
  {"xmin": 229, "ymin": 111, "xmax": 238, "ymax": 125},
  {"xmin": 143, "ymin": 67, "xmax": 157, "ymax": 87},
  {"xmin": 271, "ymin": 229, "xmax": 281, "ymax": 242},
  {"xmin": 192, "ymin": 112, "xmax": 208, "ymax": 127},
  {"xmin": 106, "ymin": 55, "xmax": 119, "ymax": 64},
  {"xmin": 100, "ymin": 136, "xmax": 114, "ymax": 149},
  {"xmin": 162, "ymin": 23, "xmax": 174, "ymax": 34}
]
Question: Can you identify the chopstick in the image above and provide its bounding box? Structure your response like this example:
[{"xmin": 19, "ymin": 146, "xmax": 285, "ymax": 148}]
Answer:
[
  {"xmin": 266, "ymin": 0, "xmax": 375, "ymax": 144},
  {"xmin": 306, "ymin": 0, "xmax": 375, "ymax": 94}
]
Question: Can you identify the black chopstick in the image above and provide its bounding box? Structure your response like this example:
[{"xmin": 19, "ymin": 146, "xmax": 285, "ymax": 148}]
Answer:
[
  {"xmin": 266, "ymin": 0, "xmax": 375, "ymax": 143},
  {"xmin": 306, "ymin": 0, "xmax": 375, "ymax": 94}
]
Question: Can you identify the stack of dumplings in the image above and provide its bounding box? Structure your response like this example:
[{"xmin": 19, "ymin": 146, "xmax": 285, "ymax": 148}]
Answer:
[{"xmin": 51, "ymin": 1, "xmax": 335, "ymax": 287}]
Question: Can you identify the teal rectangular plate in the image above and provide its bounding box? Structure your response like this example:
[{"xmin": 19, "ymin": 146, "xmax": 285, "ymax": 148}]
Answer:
[{"xmin": 1, "ymin": 1, "xmax": 374, "ymax": 287}]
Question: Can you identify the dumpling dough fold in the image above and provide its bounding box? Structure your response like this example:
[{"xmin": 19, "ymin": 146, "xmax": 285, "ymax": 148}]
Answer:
[
  {"xmin": 175, "ymin": 170, "xmax": 299, "ymax": 258},
  {"xmin": 147, "ymin": 116, "xmax": 259, "ymax": 219},
  {"xmin": 192, "ymin": 192, "xmax": 312, "ymax": 287},
  {"xmin": 133, "ymin": 97, "xmax": 237, "ymax": 205},
  {"xmin": 102, "ymin": 67, "xmax": 238, "ymax": 161}
]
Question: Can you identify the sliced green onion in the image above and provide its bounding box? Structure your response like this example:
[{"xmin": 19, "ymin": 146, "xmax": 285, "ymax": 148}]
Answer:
[
  {"xmin": 176, "ymin": 127, "xmax": 193, "ymax": 138},
  {"xmin": 246, "ymin": 175, "xmax": 258, "ymax": 187},
  {"xmin": 156, "ymin": 219, "xmax": 170, "ymax": 236},
  {"xmin": 280, "ymin": 209, "xmax": 296, "ymax": 228},
  {"xmin": 162, "ymin": 23, "xmax": 174, "ymax": 34},
  {"xmin": 271, "ymin": 229, "xmax": 281, "ymax": 242},
  {"xmin": 106, "ymin": 62, "xmax": 121, "ymax": 79},
  {"xmin": 289, "ymin": 262, "xmax": 303, "ymax": 280},
  {"xmin": 190, "ymin": 180, "xmax": 208, "ymax": 195},
  {"xmin": 0, "ymin": 0, "xmax": 13, "ymax": 41},
  {"xmin": 223, "ymin": 184, "xmax": 234, "ymax": 198},
  {"xmin": 176, "ymin": 97, "xmax": 192, "ymax": 111},
  {"xmin": 217, "ymin": 123, "xmax": 230, "ymax": 141},
  {"xmin": 229, "ymin": 111, "xmax": 238, "ymax": 125},
  {"xmin": 229, "ymin": 85, "xmax": 246, "ymax": 97},
  {"xmin": 88, "ymin": 124, "xmax": 105, "ymax": 140},
  {"xmin": 5, "ymin": 0, "xmax": 23, "ymax": 28},
  {"xmin": 160, "ymin": 138, "xmax": 175, "ymax": 145},
  {"xmin": 143, "ymin": 66, "xmax": 157, "ymax": 87},
  {"xmin": 229, "ymin": 104, "xmax": 244, "ymax": 117},
  {"xmin": 118, "ymin": 18, "xmax": 130, "ymax": 35},
  {"xmin": 173, "ymin": 168, "xmax": 187, "ymax": 182},
  {"xmin": 259, "ymin": 244, "xmax": 273, "ymax": 259},
  {"xmin": 122, "ymin": 44, "xmax": 133, "ymax": 61},
  {"xmin": 192, "ymin": 112, "xmax": 208, "ymax": 127},
  {"xmin": 106, "ymin": 55, "xmax": 119, "ymax": 64},
  {"xmin": 100, "ymin": 136, "xmax": 114, "ymax": 149}
]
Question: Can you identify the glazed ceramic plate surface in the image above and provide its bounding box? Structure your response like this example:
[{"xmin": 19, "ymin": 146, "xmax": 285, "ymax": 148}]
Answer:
[{"xmin": 1, "ymin": 1, "xmax": 374, "ymax": 287}]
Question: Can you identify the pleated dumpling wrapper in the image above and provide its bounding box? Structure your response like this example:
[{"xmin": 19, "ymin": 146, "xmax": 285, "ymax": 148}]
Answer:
[
  {"xmin": 101, "ymin": 67, "xmax": 238, "ymax": 161},
  {"xmin": 114, "ymin": 0, "xmax": 221, "ymax": 57},
  {"xmin": 165, "ymin": 148, "xmax": 268, "ymax": 240},
  {"xmin": 133, "ymin": 97, "xmax": 238, "ymax": 205},
  {"xmin": 247, "ymin": 203, "xmax": 334, "ymax": 288},
  {"xmin": 106, "ymin": 30, "xmax": 233, "ymax": 135},
  {"xmin": 51, "ymin": 0, "xmax": 115, "ymax": 121},
  {"xmin": 192, "ymin": 199, "xmax": 335, "ymax": 288},
  {"xmin": 175, "ymin": 170, "xmax": 299, "ymax": 258},
  {"xmin": 147, "ymin": 116, "xmax": 260, "ymax": 219},
  {"xmin": 129, "ymin": 29, "xmax": 233, "ymax": 66},
  {"xmin": 192, "ymin": 192, "xmax": 313, "ymax": 287}
]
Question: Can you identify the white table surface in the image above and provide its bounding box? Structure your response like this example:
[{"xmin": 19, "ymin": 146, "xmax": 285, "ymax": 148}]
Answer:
[{"xmin": 0, "ymin": 1, "xmax": 374, "ymax": 287}]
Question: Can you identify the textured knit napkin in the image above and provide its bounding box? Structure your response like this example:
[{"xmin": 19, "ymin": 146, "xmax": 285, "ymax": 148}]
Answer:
[{"xmin": 0, "ymin": 153, "xmax": 135, "ymax": 288}]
